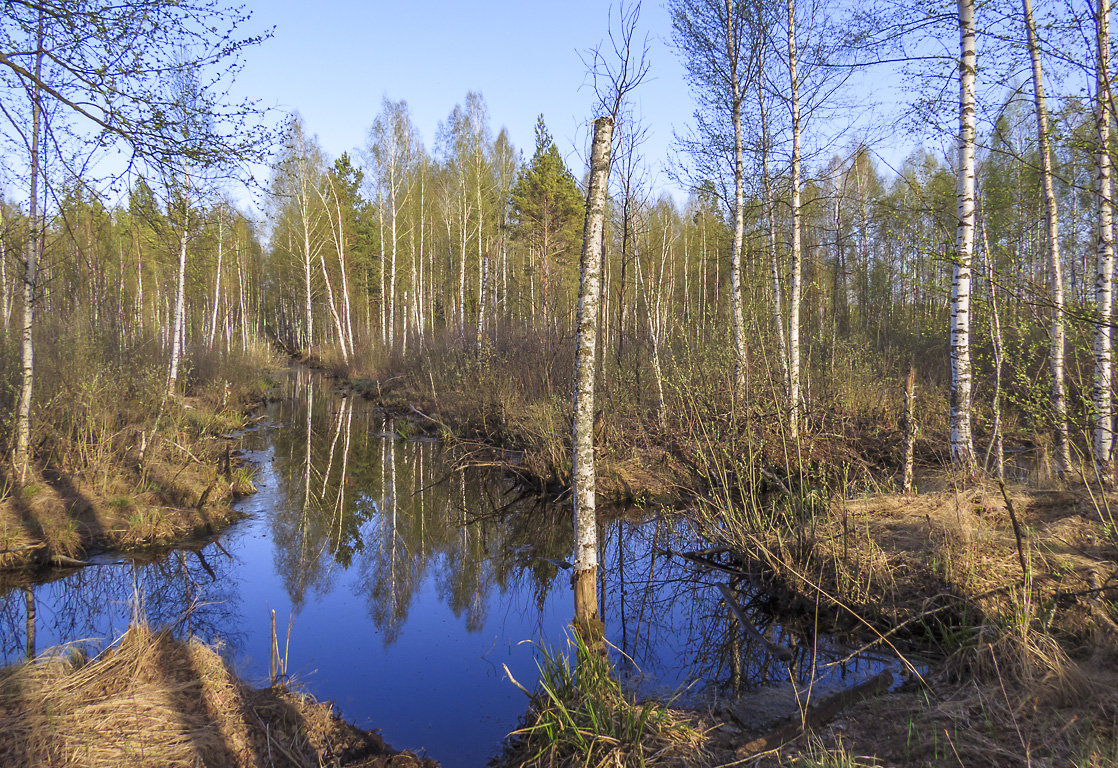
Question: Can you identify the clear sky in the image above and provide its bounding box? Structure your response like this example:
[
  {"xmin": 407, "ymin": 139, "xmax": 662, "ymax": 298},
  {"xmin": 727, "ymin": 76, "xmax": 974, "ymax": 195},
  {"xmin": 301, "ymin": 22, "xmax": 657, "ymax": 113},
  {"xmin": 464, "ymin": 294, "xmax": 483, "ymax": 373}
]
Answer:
[{"xmin": 235, "ymin": 0, "xmax": 693, "ymax": 207}]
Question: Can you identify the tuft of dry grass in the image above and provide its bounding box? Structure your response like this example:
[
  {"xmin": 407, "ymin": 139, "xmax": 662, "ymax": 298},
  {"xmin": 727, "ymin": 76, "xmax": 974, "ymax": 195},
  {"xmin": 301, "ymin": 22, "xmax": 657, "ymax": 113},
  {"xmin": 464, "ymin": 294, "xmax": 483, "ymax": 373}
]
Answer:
[{"xmin": 0, "ymin": 624, "xmax": 439, "ymax": 768}]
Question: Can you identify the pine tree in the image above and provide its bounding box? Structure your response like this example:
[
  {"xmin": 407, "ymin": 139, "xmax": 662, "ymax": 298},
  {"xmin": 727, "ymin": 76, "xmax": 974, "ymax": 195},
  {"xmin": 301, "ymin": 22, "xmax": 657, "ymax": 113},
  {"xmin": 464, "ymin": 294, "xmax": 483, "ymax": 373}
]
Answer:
[{"xmin": 510, "ymin": 116, "xmax": 584, "ymax": 326}]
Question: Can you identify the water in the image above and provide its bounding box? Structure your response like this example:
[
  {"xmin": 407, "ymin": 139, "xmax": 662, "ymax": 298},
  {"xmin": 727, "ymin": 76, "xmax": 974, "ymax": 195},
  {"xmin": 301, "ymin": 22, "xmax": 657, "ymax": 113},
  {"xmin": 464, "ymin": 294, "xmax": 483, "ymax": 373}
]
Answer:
[{"xmin": 0, "ymin": 368, "xmax": 900, "ymax": 766}]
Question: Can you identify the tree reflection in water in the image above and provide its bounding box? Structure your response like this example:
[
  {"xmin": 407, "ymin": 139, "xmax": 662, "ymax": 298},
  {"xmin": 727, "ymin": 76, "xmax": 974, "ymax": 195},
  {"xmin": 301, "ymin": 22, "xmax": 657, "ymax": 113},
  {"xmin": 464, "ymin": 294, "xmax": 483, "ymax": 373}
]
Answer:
[{"xmin": 0, "ymin": 368, "xmax": 902, "ymax": 765}]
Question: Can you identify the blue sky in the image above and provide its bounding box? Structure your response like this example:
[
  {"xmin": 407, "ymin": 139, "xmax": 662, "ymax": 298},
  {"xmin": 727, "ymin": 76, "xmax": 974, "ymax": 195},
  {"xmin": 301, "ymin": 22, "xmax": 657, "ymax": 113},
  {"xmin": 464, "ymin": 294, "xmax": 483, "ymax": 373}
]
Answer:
[{"xmin": 235, "ymin": 0, "xmax": 692, "ymax": 203}]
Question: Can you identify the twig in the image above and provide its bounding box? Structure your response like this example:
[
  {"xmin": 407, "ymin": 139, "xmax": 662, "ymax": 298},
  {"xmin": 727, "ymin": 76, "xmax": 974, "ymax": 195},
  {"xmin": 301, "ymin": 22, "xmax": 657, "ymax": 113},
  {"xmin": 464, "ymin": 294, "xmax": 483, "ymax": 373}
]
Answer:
[
  {"xmin": 503, "ymin": 663, "xmax": 533, "ymax": 697},
  {"xmin": 998, "ymin": 479, "xmax": 1030, "ymax": 583},
  {"xmin": 717, "ymin": 582, "xmax": 795, "ymax": 661}
]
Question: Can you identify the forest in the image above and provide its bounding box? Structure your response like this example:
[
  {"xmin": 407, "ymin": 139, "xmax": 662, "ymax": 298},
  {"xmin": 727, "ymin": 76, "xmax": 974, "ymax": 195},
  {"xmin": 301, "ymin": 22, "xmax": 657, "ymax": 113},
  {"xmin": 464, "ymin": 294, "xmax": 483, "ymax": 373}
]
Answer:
[{"xmin": 0, "ymin": 0, "xmax": 1117, "ymax": 766}]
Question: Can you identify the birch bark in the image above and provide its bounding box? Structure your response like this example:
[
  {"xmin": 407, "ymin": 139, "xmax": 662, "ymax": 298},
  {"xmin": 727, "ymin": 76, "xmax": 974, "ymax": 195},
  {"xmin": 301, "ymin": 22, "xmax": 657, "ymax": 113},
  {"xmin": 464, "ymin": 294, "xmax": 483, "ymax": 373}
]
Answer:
[
  {"xmin": 166, "ymin": 217, "xmax": 189, "ymax": 399},
  {"xmin": 951, "ymin": 0, "xmax": 979, "ymax": 473},
  {"xmin": 14, "ymin": 12, "xmax": 43, "ymax": 480},
  {"xmin": 1095, "ymin": 0, "xmax": 1114, "ymax": 485},
  {"xmin": 207, "ymin": 216, "xmax": 224, "ymax": 349},
  {"xmin": 572, "ymin": 116, "xmax": 614, "ymax": 645},
  {"xmin": 788, "ymin": 0, "xmax": 804, "ymax": 441},
  {"xmin": 726, "ymin": 0, "xmax": 748, "ymax": 400},
  {"xmin": 1023, "ymin": 0, "xmax": 1071, "ymax": 476}
]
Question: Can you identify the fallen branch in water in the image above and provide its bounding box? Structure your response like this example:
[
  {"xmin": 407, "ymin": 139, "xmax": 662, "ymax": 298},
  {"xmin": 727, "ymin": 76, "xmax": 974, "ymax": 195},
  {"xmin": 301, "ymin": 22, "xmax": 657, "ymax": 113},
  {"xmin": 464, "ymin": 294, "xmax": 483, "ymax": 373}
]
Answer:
[
  {"xmin": 49, "ymin": 554, "xmax": 93, "ymax": 568},
  {"xmin": 716, "ymin": 582, "xmax": 795, "ymax": 662}
]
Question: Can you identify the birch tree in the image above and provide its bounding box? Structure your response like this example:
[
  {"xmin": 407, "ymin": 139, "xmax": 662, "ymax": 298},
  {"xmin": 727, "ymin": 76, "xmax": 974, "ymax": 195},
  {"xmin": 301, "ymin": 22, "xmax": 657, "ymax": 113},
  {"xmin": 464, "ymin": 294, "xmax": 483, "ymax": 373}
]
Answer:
[
  {"xmin": 572, "ymin": 0, "xmax": 648, "ymax": 649},
  {"xmin": 669, "ymin": 0, "xmax": 757, "ymax": 399},
  {"xmin": 572, "ymin": 115, "xmax": 614, "ymax": 645},
  {"xmin": 0, "ymin": 0, "xmax": 268, "ymax": 474},
  {"xmin": 272, "ymin": 115, "xmax": 327, "ymax": 352},
  {"xmin": 785, "ymin": 0, "xmax": 804, "ymax": 439},
  {"xmin": 1094, "ymin": 0, "xmax": 1114, "ymax": 485},
  {"xmin": 367, "ymin": 98, "xmax": 419, "ymax": 352},
  {"xmin": 1022, "ymin": 0, "xmax": 1070, "ymax": 476},
  {"xmin": 950, "ymin": 0, "xmax": 980, "ymax": 473},
  {"xmin": 12, "ymin": 10, "xmax": 44, "ymax": 479}
]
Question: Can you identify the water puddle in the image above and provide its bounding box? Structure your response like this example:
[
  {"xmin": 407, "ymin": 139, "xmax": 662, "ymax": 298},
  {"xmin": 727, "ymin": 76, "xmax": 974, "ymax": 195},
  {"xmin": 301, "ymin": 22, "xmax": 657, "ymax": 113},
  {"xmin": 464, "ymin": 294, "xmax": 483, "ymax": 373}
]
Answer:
[{"xmin": 0, "ymin": 368, "xmax": 906, "ymax": 766}]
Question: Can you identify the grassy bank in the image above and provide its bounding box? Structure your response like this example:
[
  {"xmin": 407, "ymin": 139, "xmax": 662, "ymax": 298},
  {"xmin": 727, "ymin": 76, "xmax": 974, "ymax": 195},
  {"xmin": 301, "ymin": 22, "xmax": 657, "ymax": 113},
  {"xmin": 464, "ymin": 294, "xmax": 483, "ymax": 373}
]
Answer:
[
  {"xmin": 687, "ymin": 483, "xmax": 1118, "ymax": 766},
  {"xmin": 0, "ymin": 334, "xmax": 277, "ymax": 572},
  {"xmin": 0, "ymin": 624, "xmax": 439, "ymax": 768}
]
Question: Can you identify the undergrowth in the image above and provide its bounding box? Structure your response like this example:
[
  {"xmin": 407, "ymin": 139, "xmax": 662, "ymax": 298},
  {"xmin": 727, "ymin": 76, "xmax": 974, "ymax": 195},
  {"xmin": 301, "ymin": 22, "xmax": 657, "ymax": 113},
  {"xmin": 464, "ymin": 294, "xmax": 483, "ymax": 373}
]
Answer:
[{"xmin": 503, "ymin": 632, "xmax": 705, "ymax": 768}]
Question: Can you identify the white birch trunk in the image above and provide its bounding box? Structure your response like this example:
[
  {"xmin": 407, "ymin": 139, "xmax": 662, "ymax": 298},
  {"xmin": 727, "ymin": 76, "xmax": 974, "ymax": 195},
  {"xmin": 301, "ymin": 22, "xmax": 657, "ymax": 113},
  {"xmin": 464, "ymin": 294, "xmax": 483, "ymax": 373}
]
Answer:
[
  {"xmin": 982, "ymin": 222, "xmax": 1006, "ymax": 480},
  {"xmin": 167, "ymin": 221, "xmax": 189, "ymax": 400},
  {"xmin": 320, "ymin": 181, "xmax": 354, "ymax": 359},
  {"xmin": 0, "ymin": 202, "xmax": 9, "ymax": 333},
  {"xmin": 902, "ymin": 366, "xmax": 917, "ymax": 493},
  {"xmin": 759, "ymin": 80, "xmax": 790, "ymax": 400},
  {"xmin": 207, "ymin": 216, "xmax": 224, "ymax": 349},
  {"xmin": 1023, "ymin": 0, "xmax": 1071, "ymax": 476},
  {"xmin": 14, "ymin": 14, "xmax": 43, "ymax": 480},
  {"xmin": 237, "ymin": 245, "xmax": 248, "ymax": 351},
  {"xmin": 1095, "ymin": 0, "xmax": 1115, "ymax": 485},
  {"xmin": 951, "ymin": 0, "xmax": 979, "ymax": 473},
  {"xmin": 572, "ymin": 116, "xmax": 614, "ymax": 641},
  {"xmin": 635, "ymin": 229, "xmax": 668, "ymax": 429},
  {"xmin": 788, "ymin": 0, "xmax": 804, "ymax": 441},
  {"xmin": 389, "ymin": 164, "xmax": 398, "ymax": 351},
  {"xmin": 475, "ymin": 168, "xmax": 488, "ymax": 352},
  {"xmin": 378, "ymin": 194, "xmax": 386, "ymax": 347},
  {"xmin": 319, "ymin": 250, "xmax": 348, "ymax": 364},
  {"xmin": 302, "ymin": 191, "xmax": 314, "ymax": 351},
  {"xmin": 726, "ymin": 0, "xmax": 748, "ymax": 399}
]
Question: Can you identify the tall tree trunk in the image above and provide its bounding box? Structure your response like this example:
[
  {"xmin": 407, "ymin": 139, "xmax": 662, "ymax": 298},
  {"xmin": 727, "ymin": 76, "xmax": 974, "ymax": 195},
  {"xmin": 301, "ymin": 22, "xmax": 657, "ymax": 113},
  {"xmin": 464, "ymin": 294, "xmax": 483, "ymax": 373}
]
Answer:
[
  {"xmin": 759, "ymin": 78, "xmax": 790, "ymax": 400},
  {"xmin": 0, "ymin": 202, "xmax": 9, "ymax": 333},
  {"xmin": 335, "ymin": 186, "xmax": 355, "ymax": 358},
  {"xmin": 902, "ymin": 365, "xmax": 917, "ymax": 493},
  {"xmin": 475, "ymin": 156, "xmax": 487, "ymax": 352},
  {"xmin": 635, "ymin": 231, "xmax": 667, "ymax": 429},
  {"xmin": 572, "ymin": 116, "xmax": 614, "ymax": 649},
  {"xmin": 237, "ymin": 245, "xmax": 248, "ymax": 351},
  {"xmin": 167, "ymin": 220, "xmax": 189, "ymax": 400},
  {"xmin": 14, "ymin": 13, "xmax": 44, "ymax": 480},
  {"xmin": 726, "ymin": 0, "xmax": 748, "ymax": 400},
  {"xmin": 1095, "ymin": 0, "xmax": 1115, "ymax": 486},
  {"xmin": 788, "ymin": 0, "xmax": 804, "ymax": 441},
  {"xmin": 951, "ymin": 0, "xmax": 979, "ymax": 473},
  {"xmin": 319, "ymin": 250, "xmax": 348, "ymax": 364},
  {"xmin": 378, "ymin": 194, "xmax": 386, "ymax": 347},
  {"xmin": 458, "ymin": 194, "xmax": 467, "ymax": 333},
  {"xmin": 389, "ymin": 166, "xmax": 398, "ymax": 351},
  {"xmin": 1023, "ymin": 0, "xmax": 1071, "ymax": 476},
  {"xmin": 303, "ymin": 198, "xmax": 314, "ymax": 352},
  {"xmin": 207, "ymin": 216, "xmax": 224, "ymax": 349},
  {"xmin": 982, "ymin": 221, "xmax": 1006, "ymax": 480}
]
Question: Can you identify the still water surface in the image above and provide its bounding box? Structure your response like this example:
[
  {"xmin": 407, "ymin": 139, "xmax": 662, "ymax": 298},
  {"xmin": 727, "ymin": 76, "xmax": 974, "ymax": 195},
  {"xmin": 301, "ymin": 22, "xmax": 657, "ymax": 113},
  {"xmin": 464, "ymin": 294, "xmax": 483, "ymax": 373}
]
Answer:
[{"xmin": 0, "ymin": 368, "xmax": 893, "ymax": 765}]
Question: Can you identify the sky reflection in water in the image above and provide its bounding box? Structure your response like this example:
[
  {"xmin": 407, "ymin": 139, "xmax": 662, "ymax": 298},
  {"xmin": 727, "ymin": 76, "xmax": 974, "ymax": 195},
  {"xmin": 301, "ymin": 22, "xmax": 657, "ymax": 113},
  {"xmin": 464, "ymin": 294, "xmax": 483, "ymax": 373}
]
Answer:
[{"xmin": 0, "ymin": 368, "xmax": 895, "ymax": 766}]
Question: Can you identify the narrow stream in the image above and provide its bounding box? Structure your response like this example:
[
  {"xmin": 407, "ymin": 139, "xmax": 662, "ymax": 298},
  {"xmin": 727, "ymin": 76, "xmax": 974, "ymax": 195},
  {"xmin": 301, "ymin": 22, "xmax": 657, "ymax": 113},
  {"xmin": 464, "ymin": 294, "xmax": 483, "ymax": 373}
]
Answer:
[{"xmin": 0, "ymin": 368, "xmax": 899, "ymax": 766}]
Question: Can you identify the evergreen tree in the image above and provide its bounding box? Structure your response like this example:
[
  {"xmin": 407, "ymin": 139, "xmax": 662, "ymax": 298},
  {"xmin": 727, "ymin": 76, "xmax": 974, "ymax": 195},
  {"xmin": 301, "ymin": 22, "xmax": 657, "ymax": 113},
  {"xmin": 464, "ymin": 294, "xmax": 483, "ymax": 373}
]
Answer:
[{"xmin": 510, "ymin": 115, "xmax": 584, "ymax": 324}]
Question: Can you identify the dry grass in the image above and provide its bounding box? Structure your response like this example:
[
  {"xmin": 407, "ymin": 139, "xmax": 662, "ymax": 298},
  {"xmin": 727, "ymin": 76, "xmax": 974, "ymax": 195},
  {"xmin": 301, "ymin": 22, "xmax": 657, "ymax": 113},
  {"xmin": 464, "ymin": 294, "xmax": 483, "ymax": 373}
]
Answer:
[
  {"xmin": 0, "ymin": 340, "xmax": 278, "ymax": 571},
  {"xmin": 686, "ymin": 480, "xmax": 1118, "ymax": 767},
  {"xmin": 0, "ymin": 624, "xmax": 439, "ymax": 768}
]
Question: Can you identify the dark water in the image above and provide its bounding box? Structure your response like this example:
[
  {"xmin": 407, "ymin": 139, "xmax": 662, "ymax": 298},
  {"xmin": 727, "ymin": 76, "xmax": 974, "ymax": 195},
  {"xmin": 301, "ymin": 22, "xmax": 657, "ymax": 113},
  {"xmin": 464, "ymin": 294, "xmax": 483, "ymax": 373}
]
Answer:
[{"xmin": 0, "ymin": 368, "xmax": 899, "ymax": 766}]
